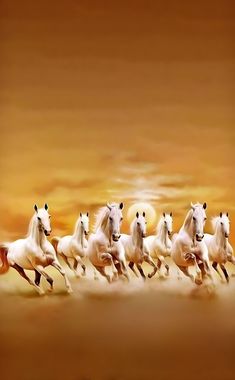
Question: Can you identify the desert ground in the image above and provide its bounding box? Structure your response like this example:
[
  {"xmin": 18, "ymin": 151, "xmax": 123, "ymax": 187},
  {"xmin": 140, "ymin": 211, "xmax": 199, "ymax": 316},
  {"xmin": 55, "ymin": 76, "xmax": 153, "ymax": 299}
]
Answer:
[{"xmin": 1, "ymin": 260, "xmax": 235, "ymax": 380}]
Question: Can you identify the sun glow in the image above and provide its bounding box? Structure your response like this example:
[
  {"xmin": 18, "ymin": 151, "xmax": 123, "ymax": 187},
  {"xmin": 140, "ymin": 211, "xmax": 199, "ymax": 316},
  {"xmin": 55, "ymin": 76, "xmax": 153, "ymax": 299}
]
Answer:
[{"xmin": 127, "ymin": 202, "xmax": 157, "ymax": 228}]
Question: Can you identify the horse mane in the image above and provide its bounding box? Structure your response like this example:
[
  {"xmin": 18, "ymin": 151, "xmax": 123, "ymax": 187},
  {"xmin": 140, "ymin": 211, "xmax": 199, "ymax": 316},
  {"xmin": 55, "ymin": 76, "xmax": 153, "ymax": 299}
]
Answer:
[
  {"xmin": 73, "ymin": 216, "xmax": 81, "ymax": 234},
  {"xmin": 130, "ymin": 218, "xmax": 136, "ymax": 236},
  {"xmin": 94, "ymin": 204, "xmax": 118, "ymax": 232},
  {"xmin": 211, "ymin": 216, "xmax": 220, "ymax": 232},
  {"xmin": 156, "ymin": 216, "xmax": 165, "ymax": 235},
  {"xmin": 182, "ymin": 209, "xmax": 193, "ymax": 230},
  {"xmin": 26, "ymin": 214, "xmax": 37, "ymax": 237}
]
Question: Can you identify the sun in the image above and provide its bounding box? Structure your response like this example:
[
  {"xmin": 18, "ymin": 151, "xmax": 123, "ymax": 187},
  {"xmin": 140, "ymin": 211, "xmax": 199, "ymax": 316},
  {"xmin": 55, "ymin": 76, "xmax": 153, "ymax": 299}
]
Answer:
[{"xmin": 127, "ymin": 202, "xmax": 157, "ymax": 228}]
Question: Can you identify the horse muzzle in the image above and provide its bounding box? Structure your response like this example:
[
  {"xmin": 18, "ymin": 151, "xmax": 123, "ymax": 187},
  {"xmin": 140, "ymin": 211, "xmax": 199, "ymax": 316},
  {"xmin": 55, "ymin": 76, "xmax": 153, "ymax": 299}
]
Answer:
[
  {"xmin": 112, "ymin": 234, "xmax": 121, "ymax": 242},
  {"xmin": 44, "ymin": 230, "xmax": 51, "ymax": 236},
  {"xmin": 196, "ymin": 233, "xmax": 204, "ymax": 242}
]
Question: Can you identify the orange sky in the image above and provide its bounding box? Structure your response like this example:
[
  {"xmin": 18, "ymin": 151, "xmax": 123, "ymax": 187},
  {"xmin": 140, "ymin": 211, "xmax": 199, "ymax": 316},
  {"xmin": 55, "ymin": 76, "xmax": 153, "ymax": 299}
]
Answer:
[{"xmin": 0, "ymin": 1, "xmax": 235, "ymax": 242}]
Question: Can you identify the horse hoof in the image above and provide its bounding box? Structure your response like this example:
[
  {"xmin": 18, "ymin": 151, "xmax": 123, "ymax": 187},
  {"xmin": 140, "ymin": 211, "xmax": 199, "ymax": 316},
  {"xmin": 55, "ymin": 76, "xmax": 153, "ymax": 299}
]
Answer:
[
  {"xmin": 38, "ymin": 289, "xmax": 45, "ymax": 296},
  {"xmin": 195, "ymin": 278, "xmax": 203, "ymax": 286},
  {"xmin": 67, "ymin": 288, "xmax": 73, "ymax": 294}
]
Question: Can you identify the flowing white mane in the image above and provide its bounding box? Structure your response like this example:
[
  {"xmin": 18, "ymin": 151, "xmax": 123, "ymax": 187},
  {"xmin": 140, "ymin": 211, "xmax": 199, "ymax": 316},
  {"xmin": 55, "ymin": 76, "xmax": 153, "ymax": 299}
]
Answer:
[
  {"xmin": 94, "ymin": 204, "xmax": 118, "ymax": 232},
  {"xmin": 211, "ymin": 216, "xmax": 220, "ymax": 231},
  {"xmin": 26, "ymin": 214, "xmax": 37, "ymax": 238},
  {"xmin": 130, "ymin": 218, "xmax": 137, "ymax": 236},
  {"xmin": 73, "ymin": 216, "xmax": 81, "ymax": 234},
  {"xmin": 182, "ymin": 209, "xmax": 193, "ymax": 229},
  {"xmin": 156, "ymin": 216, "xmax": 165, "ymax": 235}
]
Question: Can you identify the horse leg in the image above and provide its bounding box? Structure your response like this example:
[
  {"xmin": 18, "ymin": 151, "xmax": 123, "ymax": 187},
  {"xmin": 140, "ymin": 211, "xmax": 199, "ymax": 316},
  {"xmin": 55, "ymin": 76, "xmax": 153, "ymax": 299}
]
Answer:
[
  {"xmin": 220, "ymin": 263, "xmax": 229, "ymax": 283},
  {"xmin": 12, "ymin": 264, "xmax": 44, "ymax": 295},
  {"xmin": 184, "ymin": 253, "xmax": 202, "ymax": 284},
  {"xmin": 212, "ymin": 262, "xmax": 224, "ymax": 282},
  {"xmin": 100, "ymin": 253, "xmax": 118, "ymax": 279},
  {"xmin": 143, "ymin": 255, "xmax": 157, "ymax": 279},
  {"xmin": 157, "ymin": 255, "xmax": 169, "ymax": 277},
  {"xmin": 60, "ymin": 253, "xmax": 73, "ymax": 271},
  {"xmin": 114, "ymin": 261, "xmax": 130, "ymax": 282},
  {"xmin": 34, "ymin": 270, "xmax": 41, "ymax": 286},
  {"xmin": 136, "ymin": 263, "xmax": 146, "ymax": 281},
  {"xmin": 31, "ymin": 264, "xmax": 55, "ymax": 293},
  {"xmin": 177, "ymin": 265, "xmax": 194, "ymax": 282},
  {"xmin": 34, "ymin": 270, "xmax": 54, "ymax": 291},
  {"xmin": 120, "ymin": 259, "xmax": 130, "ymax": 281},
  {"xmin": 128, "ymin": 261, "xmax": 139, "ymax": 277},
  {"xmin": 73, "ymin": 258, "xmax": 79, "ymax": 277},
  {"xmin": 198, "ymin": 262, "xmax": 207, "ymax": 279},
  {"xmin": 94, "ymin": 265, "xmax": 111, "ymax": 283},
  {"xmin": 51, "ymin": 261, "xmax": 73, "ymax": 293},
  {"xmin": 74, "ymin": 255, "xmax": 86, "ymax": 277}
]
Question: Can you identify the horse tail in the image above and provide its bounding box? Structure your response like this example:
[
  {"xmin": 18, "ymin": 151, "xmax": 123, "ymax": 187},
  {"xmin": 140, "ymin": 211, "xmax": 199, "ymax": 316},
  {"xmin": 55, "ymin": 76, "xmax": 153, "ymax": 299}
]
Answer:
[
  {"xmin": 51, "ymin": 237, "xmax": 60, "ymax": 254},
  {"xmin": 0, "ymin": 244, "xmax": 10, "ymax": 274}
]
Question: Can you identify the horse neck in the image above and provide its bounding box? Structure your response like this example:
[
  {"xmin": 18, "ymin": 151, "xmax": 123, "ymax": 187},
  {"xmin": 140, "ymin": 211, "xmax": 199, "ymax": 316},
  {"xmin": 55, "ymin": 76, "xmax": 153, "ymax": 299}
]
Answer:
[
  {"xmin": 214, "ymin": 223, "xmax": 227, "ymax": 249},
  {"xmin": 131, "ymin": 224, "xmax": 143, "ymax": 250},
  {"xmin": 156, "ymin": 220, "xmax": 167, "ymax": 246},
  {"xmin": 28, "ymin": 217, "xmax": 45, "ymax": 248},
  {"xmin": 73, "ymin": 223, "xmax": 85, "ymax": 247}
]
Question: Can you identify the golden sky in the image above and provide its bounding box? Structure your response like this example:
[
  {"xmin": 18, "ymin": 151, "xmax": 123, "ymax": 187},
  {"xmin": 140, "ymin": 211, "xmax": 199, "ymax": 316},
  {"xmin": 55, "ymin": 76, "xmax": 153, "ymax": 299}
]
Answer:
[{"xmin": 0, "ymin": 1, "xmax": 235, "ymax": 242}]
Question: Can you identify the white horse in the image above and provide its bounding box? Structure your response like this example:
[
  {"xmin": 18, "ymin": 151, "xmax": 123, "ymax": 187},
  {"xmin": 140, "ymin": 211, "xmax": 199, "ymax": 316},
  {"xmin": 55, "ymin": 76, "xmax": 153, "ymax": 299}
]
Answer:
[
  {"xmin": 171, "ymin": 202, "xmax": 212, "ymax": 284},
  {"xmin": 204, "ymin": 212, "xmax": 234, "ymax": 283},
  {"xmin": 52, "ymin": 213, "xmax": 89, "ymax": 277},
  {"xmin": 145, "ymin": 212, "xmax": 173, "ymax": 276},
  {"xmin": 0, "ymin": 204, "xmax": 72, "ymax": 294},
  {"xmin": 87, "ymin": 203, "xmax": 129, "ymax": 282},
  {"xmin": 120, "ymin": 212, "xmax": 157, "ymax": 280}
]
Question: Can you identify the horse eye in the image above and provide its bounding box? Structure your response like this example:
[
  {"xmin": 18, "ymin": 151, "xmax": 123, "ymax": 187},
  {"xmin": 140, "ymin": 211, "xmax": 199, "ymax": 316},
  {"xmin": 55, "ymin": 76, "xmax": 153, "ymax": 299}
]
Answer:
[
  {"xmin": 145, "ymin": 222, "xmax": 147, "ymax": 225},
  {"xmin": 49, "ymin": 215, "xmax": 51, "ymax": 219},
  {"xmin": 37, "ymin": 217, "xmax": 41, "ymax": 221},
  {"xmin": 120, "ymin": 218, "xmax": 123, "ymax": 222},
  {"xmin": 137, "ymin": 222, "xmax": 140, "ymax": 226},
  {"xmin": 109, "ymin": 217, "xmax": 113, "ymax": 222},
  {"xmin": 204, "ymin": 218, "xmax": 207, "ymax": 221},
  {"xmin": 81, "ymin": 221, "xmax": 83, "ymax": 224},
  {"xmin": 221, "ymin": 222, "xmax": 223, "ymax": 225},
  {"xmin": 193, "ymin": 217, "xmax": 196, "ymax": 221}
]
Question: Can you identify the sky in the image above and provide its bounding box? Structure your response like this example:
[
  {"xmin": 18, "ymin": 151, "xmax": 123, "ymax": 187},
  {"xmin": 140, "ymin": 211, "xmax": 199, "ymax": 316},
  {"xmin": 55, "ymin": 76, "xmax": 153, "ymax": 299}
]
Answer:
[{"xmin": 0, "ymin": 0, "xmax": 234, "ymax": 242}]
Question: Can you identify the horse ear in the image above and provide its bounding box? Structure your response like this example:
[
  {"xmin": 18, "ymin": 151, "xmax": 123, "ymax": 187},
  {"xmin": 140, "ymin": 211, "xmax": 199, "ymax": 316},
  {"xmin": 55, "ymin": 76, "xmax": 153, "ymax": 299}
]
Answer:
[
  {"xmin": 170, "ymin": 212, "xmax": 173, "ymax": 217},
  {"xmin": 163, "ymin": 212, "xmax": 165, "ymax": 217},
  {"xmin": 87, "ymin": 212, "xmax": 89, "ymax": 217},
  {"xmin": 80, "ymin": 212, "xmax": 82, "ymax": 217},
  {"xmin": 34, "ymin": 204, "xmax": 38, "ymax": 213},
  {"xmin": 143, "ymin": 211, "xmax": 145, "ymax": 217},
  {"xmin": 191, "ymin": 202, "xmax": 195, "ymax": 210},
  {"xmin": 226, "ymin": 212, "xmax": 229, "ymax": 217},
  {"xmin": 136, "ymin": 212, "xmax": 139, "ymax": 218},
  {"xmin": 106, "ymin": 203, "xmax": 112, "ymax": 211},
  {"xmin": 220, "ymin": 212, "xmax": 222, "ymax": 218},
  {"xmin": 119, "ymin": 202, "xmax": 124, "ymax": 210},
  {"xmin": 44, "ymin": 203, "xmax": 48, "ymax": 211},
  {"xmin": 203, "ymin": 202, "xmax": 207, "ymax": 210}
]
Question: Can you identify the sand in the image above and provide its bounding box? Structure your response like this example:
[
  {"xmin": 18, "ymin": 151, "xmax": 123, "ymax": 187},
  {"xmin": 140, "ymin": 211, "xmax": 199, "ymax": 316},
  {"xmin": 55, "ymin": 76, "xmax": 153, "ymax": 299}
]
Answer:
[{"xmin": 1, "ymin": 261, "xmax": 235, "ymax": 380}]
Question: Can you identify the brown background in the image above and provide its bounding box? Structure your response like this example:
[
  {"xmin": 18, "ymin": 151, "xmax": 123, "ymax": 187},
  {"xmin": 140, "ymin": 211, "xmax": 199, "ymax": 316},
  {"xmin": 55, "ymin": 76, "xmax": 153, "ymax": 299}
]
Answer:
[{"xmin": 0, "ymin": 1, "xmax": 235, "ymax": 379}]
